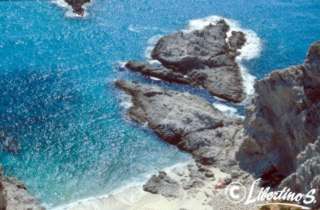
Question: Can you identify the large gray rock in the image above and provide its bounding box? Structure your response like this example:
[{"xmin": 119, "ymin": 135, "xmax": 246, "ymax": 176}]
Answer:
[
  {"xmin": 125, "ymin": 20, "xmax": 247, "ymax": 103},
  {"xmin": 237, "ymin": 41, "xmax": 320, "ymax": 186},
  {"xmin": 0, "ymin": 167, "xmax": 44, "ymax": 210},
  {"xmin": 143, "ymin": 171, "xmax": 180, "ymax": 198},
  {"xmin": 64, "ymin": 0, "xmax": 90, "ymax": 16},
  {"xmin": 116, "ymin": 80, "xmax": 244, "ymax": 167}
]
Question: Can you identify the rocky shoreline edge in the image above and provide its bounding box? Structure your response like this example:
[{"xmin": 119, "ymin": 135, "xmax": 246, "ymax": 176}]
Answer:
[{"xmin": 113, "ymin": 18, "xmax": 320, "ymax": 210}]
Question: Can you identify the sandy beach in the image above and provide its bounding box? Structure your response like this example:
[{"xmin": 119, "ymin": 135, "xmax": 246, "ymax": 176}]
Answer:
[{"xmin": 53, "ymin": 161, "xmax": 257, "ymax": 210}]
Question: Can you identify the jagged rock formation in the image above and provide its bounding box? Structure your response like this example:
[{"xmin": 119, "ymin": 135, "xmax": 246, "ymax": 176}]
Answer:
[
  {"xmin": 279, "ymin": 138, "xmax": 320, "ymax": 209},
  {"xmin": 116, "ymin": 80, "xmax": 245, "ymax": 169},
  {"xmin": 237, "ymin": 41, "xmax": 320, "ymax": 188},
  {"xmin": 65, "ymin": 0, "xmax": 90, "ymax": 16},
  {"xmin": 124, "ymin": 20, "xmax": 247, "ymax": 103},
  {"xmin": 0, "ymin": 167, "xmax": 44, "ymax": 210}
]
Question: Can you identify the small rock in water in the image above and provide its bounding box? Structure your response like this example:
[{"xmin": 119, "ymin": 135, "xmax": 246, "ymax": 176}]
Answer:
[{"xmin": 0, "ymin": 132, "xmax": 20, "ymax": 154}]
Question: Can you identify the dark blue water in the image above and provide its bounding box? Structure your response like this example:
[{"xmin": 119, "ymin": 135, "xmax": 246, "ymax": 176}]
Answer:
[{"xmin": 0, "ymin": 0, "xmax": 319, "ymax": 207}]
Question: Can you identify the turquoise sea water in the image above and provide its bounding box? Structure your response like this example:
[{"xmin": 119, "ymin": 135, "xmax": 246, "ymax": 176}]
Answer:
[{"xmin": 0, "ymin": 0, "xmax": 320, "ymax": 207}]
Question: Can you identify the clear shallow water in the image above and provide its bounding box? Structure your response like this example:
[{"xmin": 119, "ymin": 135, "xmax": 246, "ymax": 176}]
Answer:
[{"xmin": 0, "ymin": 0, "xmax": 320, "ymax": 207}]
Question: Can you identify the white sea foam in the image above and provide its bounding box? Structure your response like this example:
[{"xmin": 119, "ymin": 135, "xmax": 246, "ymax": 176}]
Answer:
[
  {"xmin": 53, "ymin": 0, "xmax": 91, "ymax": 18},
  {"xmin": 117, "ymin": 61, "xmax": 128, "ymax": 69},
  {"xmin": 212, "ymin": 102, "xmax": 244, "ymax": 119},
  {"xmin": 119, "ymin": 93, "xmax": 133, "ymax": 109},
  {"xmin": 128, "ymin": 25, "xmax": 163, "ymax": 33},
  {"xmin": 212, "ymin": 102, "xmax": 238, "ymax": 115},
  {"xmin": 186, "ymin": 16, "xmax": 262, "ymax": 99},
  {"xmin": 150, "ymin": 76, "xmax": 161, "ymax": 81},
  {"xmin": 144, "ymin": 35, "xmax": 163, "ymax": 65}
]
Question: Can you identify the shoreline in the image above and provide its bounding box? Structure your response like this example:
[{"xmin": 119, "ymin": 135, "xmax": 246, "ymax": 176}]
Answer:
[
  {"xmin": 51, "ymin": 160, "xmax": 255, "ymax": 210},
  {"xmin": 51, "ymin": 160, "xmax": 193, "ymax": 210}
]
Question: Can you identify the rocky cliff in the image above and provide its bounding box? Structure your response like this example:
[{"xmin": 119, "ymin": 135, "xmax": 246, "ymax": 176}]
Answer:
[{"xmin": 237, "ymin": 41, "xmax": 320, "ymax": 205}]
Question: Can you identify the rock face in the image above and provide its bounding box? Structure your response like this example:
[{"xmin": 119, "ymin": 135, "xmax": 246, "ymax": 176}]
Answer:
[
  {"xmin": 280, "ymin": 138, "xmax": 320, "ymax": 209},
  {"xmin": 0, "ymin": 167, "xmax": 44, "ymax": 210},
  {"xmin": 116, "ymin": 80, "xmax": 244, "ymax": 168},
  {"xmin": 237, "ymin": 41, "xmax": 320, "ymax": 186},
  {"xmin": 65, "ymin": 0, "xmax": 90, "ymax": 16},
  {"xmin": 124, "ymin": 19, "xmax": 247, "ymax": 103}
]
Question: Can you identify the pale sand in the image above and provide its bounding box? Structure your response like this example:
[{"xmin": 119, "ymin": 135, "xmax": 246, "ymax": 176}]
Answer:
[{"xmin": 53, "ymin": 162, "xmax": 258, "ymax": 210}]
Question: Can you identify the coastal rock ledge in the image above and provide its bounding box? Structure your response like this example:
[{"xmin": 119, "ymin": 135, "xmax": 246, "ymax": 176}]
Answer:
[
  {"xmin": 115, "ymin": 80, "xmax": 245, "ymax": 168},
  {"xmin": 124, "ymin": 19, "xmax": 247, "ymax": 103}
]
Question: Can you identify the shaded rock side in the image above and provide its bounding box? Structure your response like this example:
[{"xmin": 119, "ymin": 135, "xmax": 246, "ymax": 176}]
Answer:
[
  {"xmin": 237, "ymin": 41, "xmax": 320, "ymax": 185},
  {"xmin": 125, "ymin": 19, "xmax": 247, "ymax": 103},
  {"xmin": 0, "ymin": 167, "xmax": 44, "ymax": 210},
  {"xmin": 115, "ymin": 80, "xmax": 245, "ymax": 168},
  {"xmin": 65, "ymin": 0, "xmax": 90, "ymax": 16},
  {"xmin": 280, "ymin": 138, "xmax": 320, "ymax": 209}
]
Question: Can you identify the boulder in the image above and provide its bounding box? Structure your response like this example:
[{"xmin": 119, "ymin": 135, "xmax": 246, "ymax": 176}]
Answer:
[{"xmin": 143, "ymin": 171, "xmax": 180, "ymax": 198}]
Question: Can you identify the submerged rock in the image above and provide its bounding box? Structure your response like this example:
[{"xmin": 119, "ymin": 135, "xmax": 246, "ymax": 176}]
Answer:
[
  {"xmin": 0, "ymin": 166, "xmax": 44, "ymax": 210},
  {"xmin": 237, "ymin": 41, "xmax": 320, "ymax": 186},
  {"xmin": 0, "ymin": 131, "xmax": 20, "ymax": 154},
  {"xmin": 125, "ymin": 19, "xmax": 247, "ymax": 103},
  {"xmin": 116, "ymin": 80, "xmax": 245, "ymax": 168},
  {"xmin": 65, "ymin": 0, "xmax": 90, "ymax": 16}
]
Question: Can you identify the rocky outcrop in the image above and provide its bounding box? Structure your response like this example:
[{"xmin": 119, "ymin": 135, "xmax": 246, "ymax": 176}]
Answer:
[
  {"xmin": 115, "ymin": 80, "xmax": 245, "ymax": 168},
  {"xmin": 279, "ymin": 138, "xmax": 320, "ymax": 209},
  {"xmin": 143, "ymin": 171, "xmax": 180, "ymax": 198},
  {"xmin": 65, "ymin": 0, "xmax": 90, "ymax": 16},
  {"xmin": 237, "ymin": 41, "xmax": 320, "ymax": 186},
  {"xmin": 0, "ymin": 167, "xmax": 44, "ymax": 210},
  {"xmin": 124, "ymin": 20, "xmax": 247, "ymax": 103}
]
